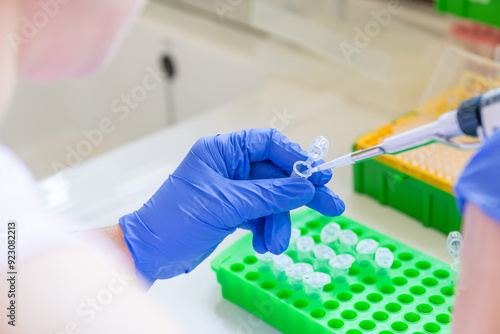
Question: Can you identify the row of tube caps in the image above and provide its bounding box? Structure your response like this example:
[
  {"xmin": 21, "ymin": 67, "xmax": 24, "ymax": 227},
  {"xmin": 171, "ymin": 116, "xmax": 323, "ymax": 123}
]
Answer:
[{"xmin": 254, "ymin": 223, "xmax": 395, "ymax": 300}]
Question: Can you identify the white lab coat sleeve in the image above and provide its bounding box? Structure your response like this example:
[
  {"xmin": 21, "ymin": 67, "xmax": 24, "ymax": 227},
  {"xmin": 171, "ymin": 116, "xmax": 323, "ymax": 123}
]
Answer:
[{"xmin": 0, "ymin": 143, "xmax": 187, "ymax": 334}]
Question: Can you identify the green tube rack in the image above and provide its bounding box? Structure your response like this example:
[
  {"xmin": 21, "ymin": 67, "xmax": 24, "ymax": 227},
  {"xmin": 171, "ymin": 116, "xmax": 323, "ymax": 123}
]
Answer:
[{"xmin": 212, "ymin": 209, "xmax": 455, "ymax": 334}]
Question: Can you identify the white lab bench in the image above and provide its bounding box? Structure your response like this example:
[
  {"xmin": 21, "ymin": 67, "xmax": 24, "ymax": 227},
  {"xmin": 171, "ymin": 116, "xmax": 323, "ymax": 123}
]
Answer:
[{"xmin": 37, "ymin": 3, "xmax": 451, "ymax": 333}]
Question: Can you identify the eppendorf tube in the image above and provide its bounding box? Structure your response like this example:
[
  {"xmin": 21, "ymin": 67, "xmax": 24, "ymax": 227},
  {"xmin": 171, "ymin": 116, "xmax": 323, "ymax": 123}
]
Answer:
[
  {"xmin": 356, "ymin": 238, "xmax": 379, "ymax": 267},
  {"xmin": 273, "ymin": 254, "xmax": 294, "ymax": 282},
  {"xmin": 285, "ymin": 263, "xmax": 314, "ymax": 291},
  {"xmin": 320, "ymin": 222, "xmax": 341, "ymax": 250},
  {"xmin": 447, "ymin": 231, "xmax": 463, "ymax": 283},
  {"xmin": 374, "ymin": 247, "xmax": 394, "ymax": 277},
  {"xmin": 303, "ymin": 272, "xmax": 331, "ymax": 300},
  {"xmin": 255, "ymin": 252, "xmax": 274, "ymax": 273},
  {"xmin": 288, "ymin": 227, "xmax": 302, "ymax": 252},
  {"xmin": 312, "ymin": 245, "xmax": 336, "ymax": 272},
  {"xmin": 291, "ymin": 136, "xmax": 329, "ymax": 179},
  {"xmin": 296, "ymin": 236, "xmax": 315, "ymax": 262},
  {"xmin": 339, "ymin": 230, "xmax": 358, "ymax": 255},
  {"xmin": 329, "ymin": 254, "xmax": 355, "ymax": 284}
]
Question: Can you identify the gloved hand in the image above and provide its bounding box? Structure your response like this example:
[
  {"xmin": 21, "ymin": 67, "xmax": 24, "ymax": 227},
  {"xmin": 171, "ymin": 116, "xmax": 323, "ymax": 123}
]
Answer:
[
  {"xmin": 455, "ymin": 130, "xmax": 500, "ymax": 221},
  {"xmin": 120, "ymin": 129, "xmax": 345, "ymax": 285}
]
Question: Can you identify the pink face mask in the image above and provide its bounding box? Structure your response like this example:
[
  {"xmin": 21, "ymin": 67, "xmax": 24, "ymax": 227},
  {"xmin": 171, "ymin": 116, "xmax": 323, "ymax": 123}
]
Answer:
[{"xmin": 14, "ymin": 0, "xmax": 147, "ymax": 81}]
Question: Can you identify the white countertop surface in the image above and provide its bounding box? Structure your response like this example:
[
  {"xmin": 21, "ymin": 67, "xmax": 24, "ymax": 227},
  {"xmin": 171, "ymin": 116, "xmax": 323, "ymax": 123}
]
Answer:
[{"xmin": 37, "ymin": 3, "xmax": 452, "ymax": 333}]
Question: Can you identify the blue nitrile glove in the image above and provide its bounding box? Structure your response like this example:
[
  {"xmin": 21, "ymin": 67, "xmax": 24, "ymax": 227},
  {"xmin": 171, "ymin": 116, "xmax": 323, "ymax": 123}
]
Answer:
[
  {"xmin": 119, "ymin": 129, "xmax": 345, "ymax": 285},
  {"xmin": 455, "ymin": 130, "xmax": 500, "ymax": 221}
]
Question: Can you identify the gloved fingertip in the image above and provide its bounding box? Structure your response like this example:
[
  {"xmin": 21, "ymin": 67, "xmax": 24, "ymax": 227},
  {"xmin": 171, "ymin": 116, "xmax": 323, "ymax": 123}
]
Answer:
[
  {"xmin": 268, "ymin": 243, "xmax": 288, "ymax": 255},
  {"xmin": 253, "ymin": 236, "xmax": 268, "ymax": 254},
  {"xmin": 267, "ymin": 237, "xmax": 288, "ymax": 255},
  {"xmin": 263, "ymin": 212, "xmax": 291, "ymax": 255},
  {"xmin": 322, "ymin": 196, "xmax": 345, "ymax": 217},
  {"xmin": 306, "ymin": 186, "xmax": 346, "ymax": 217},
  {"xmin": 274, "ymin": 177, "xmax": 315, "ymax": 204},
  {"xmin": 320, "ymin": 169, "xmax": 333, "ymax": 185},
  {"xmin": 307, "ymin": 162, "xmax": 333, "ymax": 185},
  {"xmin": 249, "ymin": 218, "xmax": 268, "ymax": 254},
  {"xmin": 335, "ymin": 198, "xmax": 346, "ymax": 216}
]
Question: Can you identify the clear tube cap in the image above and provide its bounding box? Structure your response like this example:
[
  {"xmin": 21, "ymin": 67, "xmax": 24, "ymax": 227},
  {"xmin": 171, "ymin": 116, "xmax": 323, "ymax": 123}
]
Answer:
[
  {"xmin": 320, "ymin": 222, "xmax": 341, "ymax": 244},
  {"xmin": 375, "ymin": 247, "xmax": 394, "ymax": 269},
  {"xmin": 273, "ymin": 254, "xmax": 294, "ymax": 271},
  {"xmin": 313, "ymin": 245, "xmax": 336, "ymax": 260},
  {"xmin": 308, "ymin": 136, "xmax": 329, "ymax": 161},
  {"xmin": 286, "ymin": 263, "xmax": 314, "ymax": 280},
  {"xmin": 339, "ymin": 230, "xmax": 358, "ymax": 246},
  {"xmin": 329, "ymin": 254, "xmax": 356, "ymax": 270},
  {"xmin": 290, "ymin": 227, "xmax": 301, "ymax": 245},
  {"xmin": 255, "ymin": 252, "xmax": 274, "ymax": 262},
  {"xmin": 296, "ymin": 236, "xmax": 315, "ymax": 253},
  {"xmin": 303, "ymin": 272, "xmax": 331, "ymax": 289},
  {"xmin": 356, "ymin": 238, "xmax": 379, "ymax": 255}
]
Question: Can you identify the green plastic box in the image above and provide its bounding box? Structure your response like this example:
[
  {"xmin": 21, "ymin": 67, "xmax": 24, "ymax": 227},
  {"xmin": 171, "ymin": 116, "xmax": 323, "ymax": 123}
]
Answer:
[
  {"xmin": 437, "ymin": 0, "xmax": 500, "ymax": 28},
  {"xmin": 353, "ymin": 159, "xmax": 462, "ymax": 235},
  {"xmin": 212, "ymin": 209, "xmax": 455, "ymax": 334}
]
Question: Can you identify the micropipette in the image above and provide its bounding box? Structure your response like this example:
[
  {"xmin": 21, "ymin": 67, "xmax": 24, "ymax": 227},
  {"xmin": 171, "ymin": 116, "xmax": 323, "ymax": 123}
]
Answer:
[{"xmin": 308, "ymin": 88, "xmax": 500, "ymax": 175}]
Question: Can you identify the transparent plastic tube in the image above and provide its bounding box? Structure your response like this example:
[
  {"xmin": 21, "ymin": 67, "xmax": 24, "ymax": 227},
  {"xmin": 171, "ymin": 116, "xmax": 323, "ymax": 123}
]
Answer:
[
  {"xmin": 374, "ymin": 247, "xmax": 394, "ymax": 277},
  {"xmin": 303, "ymin": 272, "xmax": 331, "ymax": 300},
  {"xmin": 447, "ymin": 231, "xmax": 463, "ymax": 283},
  {"xmin": 312, "ymin": 245, "xmax": 336, "ymax": 271},
  {"xmin": 273, "ymin": 254, "xmax": 294, "ymax": 282},
  {"xmin": 339, "ymin": 230, "xmax": 358, "ymax": 254},
  {"xmin": 255, "ymin": 252, "xmax": 274, "ymax": 273},
  {"xmin": 320, "ymin": 222, "xmax": 341, "ymax": 249},
  {"xmin": 285, "ymin": 263, "xmax": 314, "ymax": 290},
  {"xmin": 291, "ymin": 136, "xmax": 329, "ymax": 179},
  {"xmin": 287, "ymin": 227, "xmax": 302, "ymax": 252},
  {"xmin": 290, "ymin": 227, "xmax": 301, "ymax": 244},
  {"xmin": 329, "ymin": 254, "xmax": 355, "ymax": 284},
  {"xmin": 356, "ymin": 238, "xmax": 379, "ymax": 267},
  {"xmin": 296, "ymin": 236, "xmax": 315, "ymax": 262}
]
